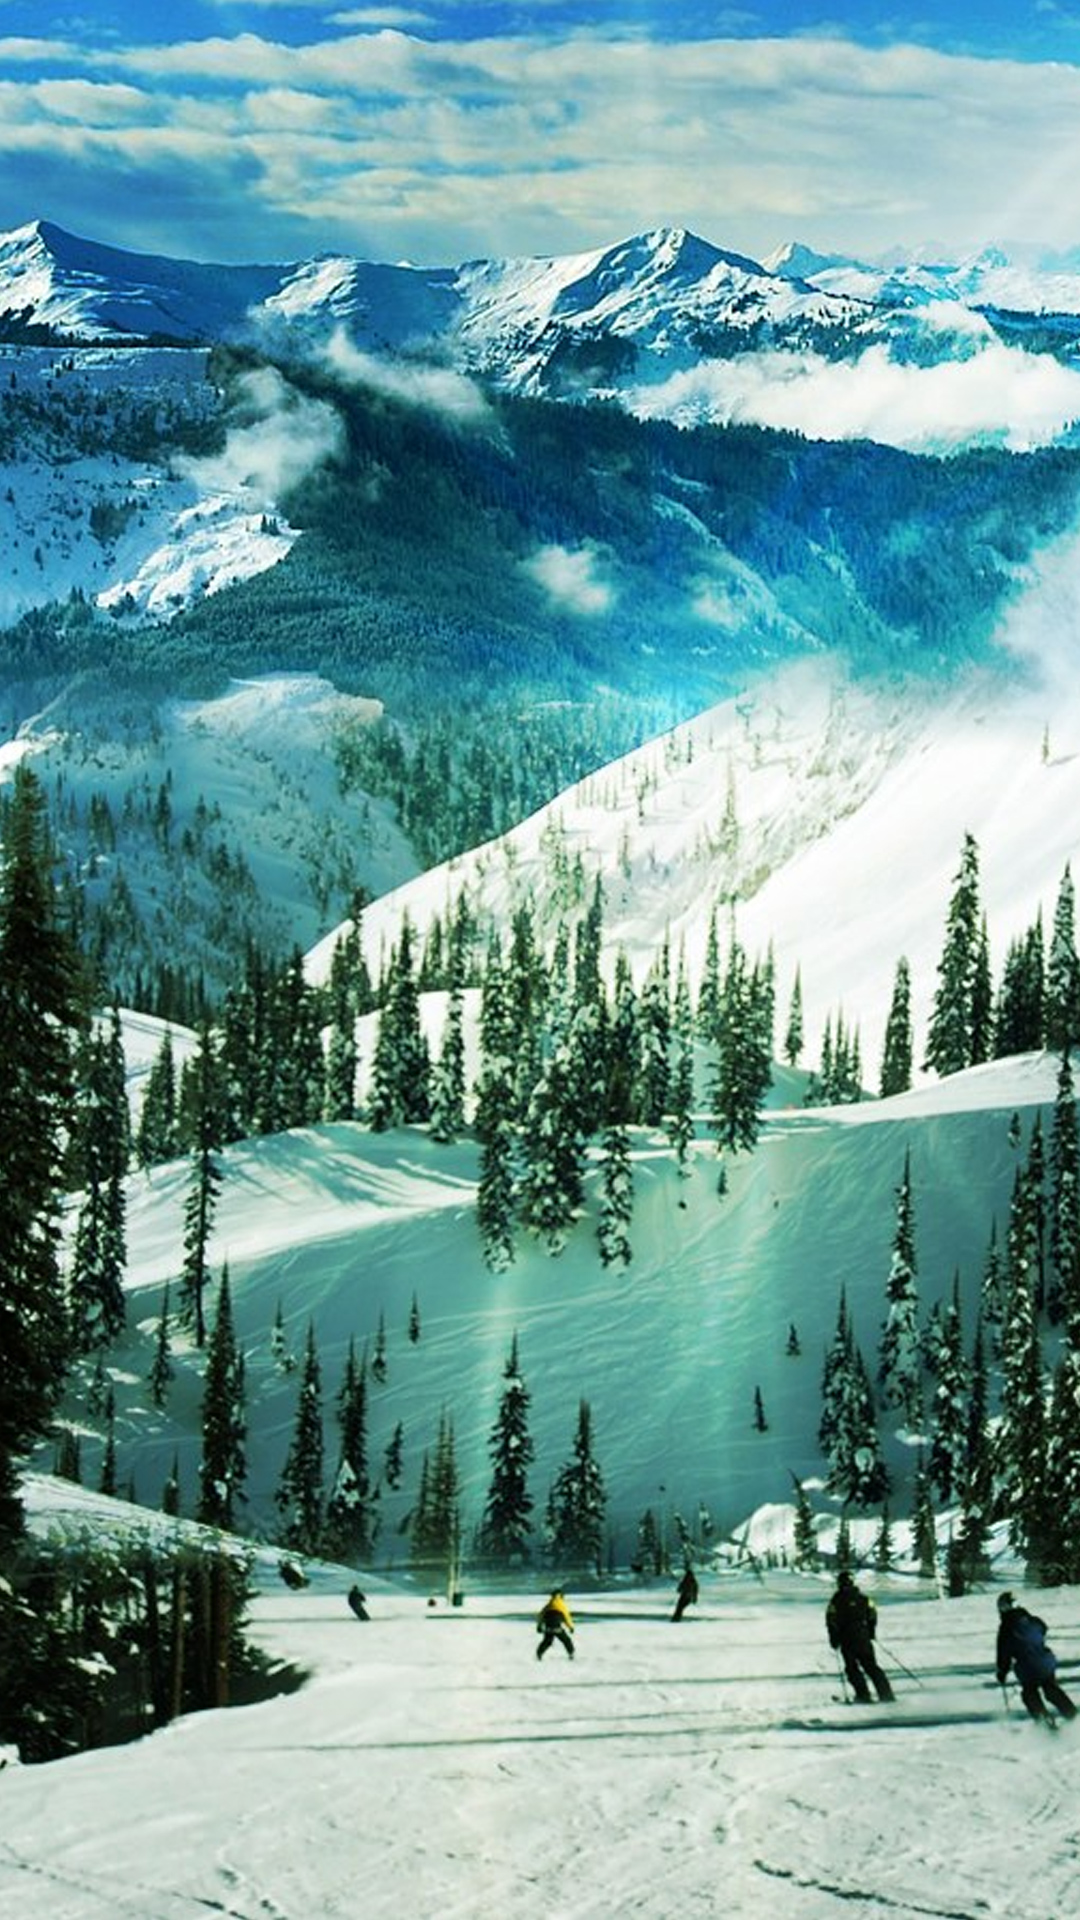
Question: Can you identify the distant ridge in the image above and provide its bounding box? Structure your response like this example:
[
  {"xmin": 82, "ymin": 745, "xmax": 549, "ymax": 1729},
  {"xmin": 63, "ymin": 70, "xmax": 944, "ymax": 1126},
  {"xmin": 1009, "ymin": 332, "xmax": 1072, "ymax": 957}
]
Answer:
[{"xmin": 4, "ymin": 215, "xmax": 1080, "ymax": 433}]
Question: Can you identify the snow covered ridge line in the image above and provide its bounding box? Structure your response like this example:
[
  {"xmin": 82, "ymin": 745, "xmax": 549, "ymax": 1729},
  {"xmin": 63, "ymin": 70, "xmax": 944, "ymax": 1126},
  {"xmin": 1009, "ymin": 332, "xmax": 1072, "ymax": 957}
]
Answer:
[{"xmin": 7, "ymin": 217, "xmax": 1080, "ymax": 452}]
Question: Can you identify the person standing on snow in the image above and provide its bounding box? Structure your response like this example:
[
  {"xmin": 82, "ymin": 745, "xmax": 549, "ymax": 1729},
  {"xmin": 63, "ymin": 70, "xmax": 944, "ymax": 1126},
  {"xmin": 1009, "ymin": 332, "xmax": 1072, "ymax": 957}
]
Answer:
[
  {"xmin": 995, "ymin": 1592, "xmax": 1077, "ymax": 1723},
  {"xmin": 671, "ymin": 1565, "xmax": 699, "ymax": 1622},
  {"xmin": 826, "ymin": 1570, "xmax": 895, "ymax": 1703},
  {"xmin": 536, "ymin": 1588, "xmax": 575, "ymax": 1661}
]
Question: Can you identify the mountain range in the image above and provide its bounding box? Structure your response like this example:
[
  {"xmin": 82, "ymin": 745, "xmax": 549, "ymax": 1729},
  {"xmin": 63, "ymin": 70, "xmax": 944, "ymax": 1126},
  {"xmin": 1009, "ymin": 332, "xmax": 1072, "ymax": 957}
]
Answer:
[{"xmin": 4, "ymin": 217, "xmax": 1080, "ymax": 436}]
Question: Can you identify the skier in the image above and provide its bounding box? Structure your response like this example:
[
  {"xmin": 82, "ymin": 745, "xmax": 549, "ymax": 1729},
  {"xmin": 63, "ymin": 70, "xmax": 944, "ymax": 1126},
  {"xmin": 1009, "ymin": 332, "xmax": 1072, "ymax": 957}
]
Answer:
[
  {"xmin": 536, "ymin": 1588, "xmax": 575, "ymax": 1661},
  {"xmin": 347, "ymin": 1584, "xmax": 370, "ymax": 1621},
  {"xmin": 996, "ymin": 1592, "xmax": 1077, "ymax": 1724},
  {"xmin": 825, "ymin": 1569, "xmax": 895, "ymax": 1702},
  {"xmin": 672, "ymin": 1564, "xmax": 699, "ymax": 1622}
]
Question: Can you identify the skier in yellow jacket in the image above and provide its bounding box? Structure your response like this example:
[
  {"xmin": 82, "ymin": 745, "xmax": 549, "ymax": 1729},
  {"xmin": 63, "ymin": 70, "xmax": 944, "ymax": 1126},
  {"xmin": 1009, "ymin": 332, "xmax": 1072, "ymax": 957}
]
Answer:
[{"xmin": 536, "ymin": 1589, "xmax": 575, "ymax": 1661}]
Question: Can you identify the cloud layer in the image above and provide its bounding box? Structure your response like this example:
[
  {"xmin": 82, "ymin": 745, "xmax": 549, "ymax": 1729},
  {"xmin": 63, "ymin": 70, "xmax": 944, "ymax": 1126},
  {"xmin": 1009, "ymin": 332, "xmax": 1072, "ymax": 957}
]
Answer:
[
  {"xmin": 3, "ymin": 15, "xmax": 1080, "ymax": 268},
  {"xmin": 626, "ymin": 341, "xmax": 1080, "ymax": 453}
]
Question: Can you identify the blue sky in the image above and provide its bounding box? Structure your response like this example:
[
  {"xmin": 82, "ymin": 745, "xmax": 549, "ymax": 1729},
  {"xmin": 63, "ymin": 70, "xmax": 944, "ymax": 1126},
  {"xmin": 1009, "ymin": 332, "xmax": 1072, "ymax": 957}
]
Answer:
[{"xmin": 3, "ymin": 2, "xmax": 1080, "ymax": 264}]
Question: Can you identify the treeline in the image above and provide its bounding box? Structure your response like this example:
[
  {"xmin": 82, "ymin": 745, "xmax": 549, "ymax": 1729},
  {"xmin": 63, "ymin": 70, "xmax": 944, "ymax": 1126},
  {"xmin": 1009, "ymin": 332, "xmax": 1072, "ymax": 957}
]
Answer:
[
  {"xmin": 813, "ymin": 1070, "xmax": 1080, "ymax": 1595},
  {"xmin": 159, "ymin": 348, "xmax": 1080, "ymax": 720},
  {"xmin": 0, "ymin": 1532, "xmax": 272, "ymax": 1763}
]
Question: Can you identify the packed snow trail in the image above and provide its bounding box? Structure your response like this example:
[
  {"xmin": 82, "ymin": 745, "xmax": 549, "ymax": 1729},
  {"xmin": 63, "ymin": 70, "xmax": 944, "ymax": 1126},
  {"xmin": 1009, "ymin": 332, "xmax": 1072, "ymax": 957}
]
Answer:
[{"xmin": 2, "ymin": 1571, "xmax": 1080, "ymax": 1919}]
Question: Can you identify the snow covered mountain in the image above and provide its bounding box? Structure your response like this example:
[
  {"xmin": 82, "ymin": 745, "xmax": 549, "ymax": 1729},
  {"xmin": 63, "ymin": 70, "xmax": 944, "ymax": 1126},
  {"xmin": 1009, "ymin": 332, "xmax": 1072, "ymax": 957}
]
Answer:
[{"xmin": 6, "ymin": 216, "xmax": 1080, "ymax": 446}]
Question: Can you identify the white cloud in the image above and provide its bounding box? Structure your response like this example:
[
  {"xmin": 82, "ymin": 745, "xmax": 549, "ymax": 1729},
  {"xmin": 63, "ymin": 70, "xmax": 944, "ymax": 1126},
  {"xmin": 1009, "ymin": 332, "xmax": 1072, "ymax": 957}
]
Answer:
[
  {"xmin": 180, "ymin": 366, "xmax": 344, "ymax": 501},
  {"xmin": 523, "ymin": 543, "xmax": 614, "ymax": 613},
  {"xmin": 5, "ymin": 25, "xmax": 1080, "ymax": 269},
  {"xmin": 322, "ymin": 328, "xmax": 493, "ymax": 424},
  {"xmin": 625, "ymin": 341, "xmax": 1080, "ymax": 453}
]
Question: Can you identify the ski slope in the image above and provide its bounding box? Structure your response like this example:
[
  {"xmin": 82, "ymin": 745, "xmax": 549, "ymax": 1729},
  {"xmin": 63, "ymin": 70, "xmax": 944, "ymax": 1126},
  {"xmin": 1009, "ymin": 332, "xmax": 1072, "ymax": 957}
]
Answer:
[{"xmin": 3, "ymin": 1507, "xmax": 1078, "ymax": 1920}]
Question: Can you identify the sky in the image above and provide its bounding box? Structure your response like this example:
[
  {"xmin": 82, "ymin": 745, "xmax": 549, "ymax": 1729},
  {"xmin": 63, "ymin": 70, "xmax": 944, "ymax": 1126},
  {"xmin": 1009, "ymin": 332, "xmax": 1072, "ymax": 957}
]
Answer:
[{"xmin": 3, "ymin": 2, "xmax": 1080, "ymax": 267}]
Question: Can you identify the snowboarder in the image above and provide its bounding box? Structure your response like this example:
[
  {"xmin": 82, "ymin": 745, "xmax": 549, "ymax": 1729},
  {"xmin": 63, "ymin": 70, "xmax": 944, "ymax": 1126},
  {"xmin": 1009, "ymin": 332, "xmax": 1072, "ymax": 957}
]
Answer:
[
  {"xmin": 672, "ymin": 1565, "xmax": 699, "ymax": 1622},
  {"xmin": 995, "ymin": 1592, "xmax": 1076, "ymax": 1724},
  {"xmin": 347, "ymin": 1584, "xmax": 370, "ymax": 1621},
  {"xmin": 536, "ymin": 1588, "xmax": 575, "ymax": 1661},
  {"xmin": 825, "ymin": 1570, "xmax": 895, "ymax": 1702}
]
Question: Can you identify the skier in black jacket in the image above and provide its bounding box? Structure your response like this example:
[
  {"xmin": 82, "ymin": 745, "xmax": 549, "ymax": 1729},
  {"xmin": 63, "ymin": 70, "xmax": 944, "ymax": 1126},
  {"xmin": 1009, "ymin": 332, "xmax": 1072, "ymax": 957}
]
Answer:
[
  {"xmin": 826, "ymin": 1570, "xmax": 895, "ymax": 1702},
  {"xmin": 671, "ymin": 1565, "xmax": 699, "ymax": 1622},
  {"xmin": 996, "ymin": 1592, "xmax": 1076, "ymax": 1722}
]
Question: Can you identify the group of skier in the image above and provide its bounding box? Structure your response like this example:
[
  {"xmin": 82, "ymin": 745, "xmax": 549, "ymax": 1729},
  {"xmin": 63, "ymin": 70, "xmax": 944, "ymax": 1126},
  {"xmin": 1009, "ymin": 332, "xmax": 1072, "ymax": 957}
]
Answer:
[{"xmin": 532, "ymin": 1571, "xmax": 1078, "ymax": 1726}]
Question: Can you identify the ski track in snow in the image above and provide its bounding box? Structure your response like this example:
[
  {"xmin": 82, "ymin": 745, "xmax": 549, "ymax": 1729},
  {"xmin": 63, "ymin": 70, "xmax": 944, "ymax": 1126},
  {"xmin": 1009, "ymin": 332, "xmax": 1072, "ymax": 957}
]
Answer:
[{"xmin": 2, "ymin": 1573, "xmax": 1080, "ymax": 1919}]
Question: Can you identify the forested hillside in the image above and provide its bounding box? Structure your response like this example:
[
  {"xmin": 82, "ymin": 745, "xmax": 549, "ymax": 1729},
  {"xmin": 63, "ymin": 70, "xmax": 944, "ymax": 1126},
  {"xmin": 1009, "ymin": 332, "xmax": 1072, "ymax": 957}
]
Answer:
[{"xmin": 6, "ymin": 348, "xmax": 1080, "ymax": 1003}]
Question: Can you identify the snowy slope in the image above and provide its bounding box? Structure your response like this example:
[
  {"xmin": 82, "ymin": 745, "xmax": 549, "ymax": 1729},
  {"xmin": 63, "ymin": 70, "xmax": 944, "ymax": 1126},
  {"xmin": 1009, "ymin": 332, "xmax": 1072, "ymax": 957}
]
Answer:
[
  {"xmin": 0, "ymin": 219, "xmax": 286, "ymax": 343},
  {"xmin": 53, "ymin": 1047, "xmax": 1055, "ymax": 1559},
  {"xmin": 5, "ymin": 1485, "xmax": 1080, "ymax": 1920},
  {"xmin": 308, "ymin": 618, "xmax": 1080, "ymax": 1104}
]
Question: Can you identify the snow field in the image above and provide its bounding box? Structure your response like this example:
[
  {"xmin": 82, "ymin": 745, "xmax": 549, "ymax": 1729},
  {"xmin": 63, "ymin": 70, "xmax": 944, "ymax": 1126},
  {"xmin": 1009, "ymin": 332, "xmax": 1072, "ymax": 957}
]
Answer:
[{"xmin": 3, "ymin": 1562, "xmax": 1079, "ymax": 1919}]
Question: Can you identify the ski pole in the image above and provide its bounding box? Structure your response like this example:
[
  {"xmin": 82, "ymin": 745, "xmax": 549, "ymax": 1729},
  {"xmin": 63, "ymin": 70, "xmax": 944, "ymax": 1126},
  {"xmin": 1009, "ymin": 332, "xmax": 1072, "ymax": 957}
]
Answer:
[
  {"xmin": 877, "ymin": 1639, "xmax": 923, "ymax": 1687},
  {"xmin": 835, "ymin": 1649, "xmax": 850, "ymax": 1702},
  {"xmin": 1000, "ymin": 1680, "xmax": 1011, "ymax": 1717}
]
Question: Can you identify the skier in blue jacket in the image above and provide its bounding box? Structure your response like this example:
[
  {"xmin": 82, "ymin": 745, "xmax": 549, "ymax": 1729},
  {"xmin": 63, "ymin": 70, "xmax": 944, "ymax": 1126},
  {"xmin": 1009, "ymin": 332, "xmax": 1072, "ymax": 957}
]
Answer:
[{"xmin": 996, "ymin": 1592, "xmax": 1077, "ymax": 1722}]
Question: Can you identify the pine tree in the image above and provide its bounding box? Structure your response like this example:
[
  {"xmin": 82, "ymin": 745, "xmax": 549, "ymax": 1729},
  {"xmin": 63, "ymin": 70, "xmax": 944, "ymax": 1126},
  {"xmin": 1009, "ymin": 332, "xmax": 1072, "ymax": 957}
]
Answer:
[
  {"xmin": 783, "ymin": 966, "xmax": 804, "ymax": 1068},
  {"xmin": 270, "ymin": 1299, "xmax": 296, "ymax": 1374},
  {"xmin": 822, "ymin": 1295, "xmax": 889, "ymax": 1509},
  {"xmin": 135, "ymin": 1027, "xmax": 178, "ymax": 1168},
  {"xmin": 955, "ymin": 1314, "xmax": 993, "ymax": 1587},
  {"xmin": 597, "ymin": 1118, "xmax": 633, "ymax": 1267},
  {"xmin": 878, "ymin": 1149, "xmax": 923, "ymax": 1426},
  {"xmin": 752, "ymin": 1386, "xmax": 768, "ymax": 1431},
  {"xmin": 520, "ymin": 1037, "xmax": 586, "ymax": 1254},
  {"xmin": 275, "ymin": 1322, "xmax": 325, "ymax": 1556},
  {"xmin": 790, "ymin": 1475, "xmax": 818, "ymax": 1569},
  {"xmin": 478, "ymin": 1333, "xmax": 534, "ymax": 1565},
  {"xmin": 910, "ymin": 1453, "xmax": 938, "ymax": 1580},
  {"xmin": 162, "ymin": 1451, "xmax": 181, "ymax": 1516},
  {"xmin": 383, "ymin": 1420, "xmax": 404, "ymax": 1489},
  {"xmin": 325, "ymin": 1337, "xmax": 371, "ymax": 1562},
  {"xmin": 148, "ymin": 1282, "xmax": 174, "ymax": 1408},
  {"xmin": 546, "ymin": 1399, "xmax": 607, "ymax": 1574},
  {"xmin": 666, "ymin": 948, "xmax": 696, "ymax": 1190},
  {"xmin": 1044, "ymin": 1349, "xmax": 1080, "ymax": 1583},
  {"xmin": 429, "ymin": 970, "xmax": 466, "ymax": 1142},
  {"xmin": 995, "ymin": 916, "xmax": 1045, "ymax": 1058},
  {"xmin": 636, "ymin": 946, "xmax": 671, "ymax": 1127},
  {"xmin": 505, "ymin": 906, "xmax": 544, "ymax": 1121},
  {"xmin": 54, "ymin": 1426, "xmax": 82, "ymax": 1484},
  {"xmin": 99, "ymin": 1388, "xmax": 117, "ymax": 1497},
  {"xmin": 178, "ymin": 1022, "xmax": 225, "ymax": 1349},
  {"xmin": 996, "ymin": 1261, "xmax": 1050, "ymax": 1573},
  {"xmin": 879, "ymin": 957, "xmax": 912, "ymax": 1097},
  {"xmin": 69, "ymin": 1014, "xmax": 128, "ymax": 1352},
  {"xmin": 818, "ymin": 1289, "xmax": 851, "ymax": 1459},
  {"xmin": 925, "ymin": 832, "xmax": 983, "ymax": 1077},
  {"xmin": 1046, "ymin": 864, "xmax": 1080, "ymax": 1053},
  {"xmin": 980, "ymin": 1219, "xmax": 1007, "ymax": 1353},
  {"xmin": 371, "ymin": 1310, "xmax": 387, "ymax": 1383},
  {"xmin": 708, "ymin": 930, "xmax": 772, "ymax": 1153},
  {"xmin": 874, "ymin": 1504, "xmax": 894, "ymax": 1571},
  {"xmin": 408, "ymin": 1293, "xmax": 421, "ymax": 1344},
  {"xmin": 1049, "ymin": 1049, "xmax": 1080, "ymax": 1332},
  {"xmin": 474, "ymin": 948, "xmax": 518, "ymax": 1270},
  {"xmin": 198, "ymin": 1267, "xmax": 246, "ymax": 1531},
  {"xmin": 927, "ymin": 1275, "xmax": 968, "ymax": 1503},
  {"xmin": 411, "ymin": 1410, "xmax": 459, "ymax": 1575},
  {"xmin": 697, "ymin": 908, "xmax": 722, "ymax": 1043},
  {"xmin": 368, "ymin": 917, "xmax": 431, "ymax": 1129},
  {"xmin": 323, "ymin": 957, "xmax": 358, "ymax": 1122},
  {"xmin": 0, "ymin": 762, "xmax": 84, "ymax": 1541},
  {"xmin": 635, "ymin": 1507, "xmax": 664, "ymax": 1576}
]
